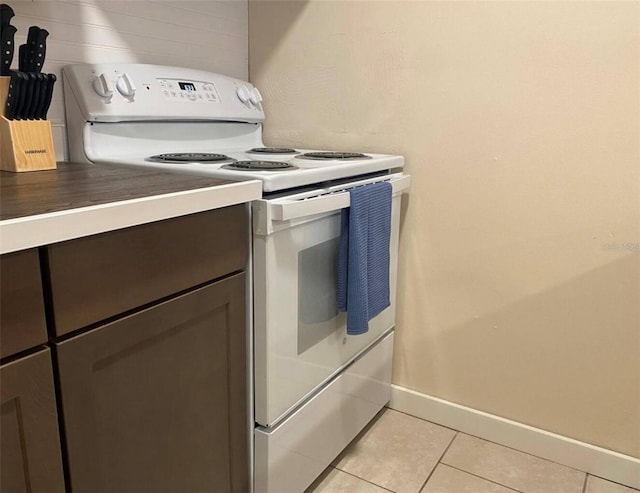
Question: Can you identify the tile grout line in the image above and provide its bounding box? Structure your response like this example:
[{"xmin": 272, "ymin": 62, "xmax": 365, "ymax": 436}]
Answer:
[
  {"xmin": 588, "ymin": 474, "xmax": 640, "ymax": 492},
  {"xmin": 440, "ymin": 463, "xmax": 525, "ymax": 493},
  {"xmin": 388, "ymin": 406, "xmax": 462, "ymax": 435},
  {"xmin": 582, "ymin": 474, "xmax": 589, "ymax": 493},
  {"xmin": 458, "ymin": 432, "xmax": 589, "ymax": 475},
  {"xmin": 332, "ymin": 467, "xmax": 397, "ymax": 493},
  {"xmin": 417, "ymin": 430, "xmax": 459, "ymax": 492}
]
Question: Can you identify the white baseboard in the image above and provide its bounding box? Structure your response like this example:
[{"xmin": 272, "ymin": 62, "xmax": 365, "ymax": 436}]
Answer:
[{"xmin": 389, "ymin": 385, "xmax": 640, "ymax": 490}]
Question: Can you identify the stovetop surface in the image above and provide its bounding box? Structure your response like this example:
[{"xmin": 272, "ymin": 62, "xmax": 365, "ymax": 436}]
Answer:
[{"xmin": 97, "ymin": 148, "xmax": 404, "ymax": 192}]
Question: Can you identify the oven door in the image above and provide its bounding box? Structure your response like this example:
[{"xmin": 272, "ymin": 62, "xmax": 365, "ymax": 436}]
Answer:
[{"xmin": 252, "ymin": 173, "xmax": 410, "ymax": 426}]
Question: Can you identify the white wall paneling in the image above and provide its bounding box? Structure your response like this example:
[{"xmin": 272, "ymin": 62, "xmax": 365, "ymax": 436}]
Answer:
[{"xmin": 8, "ymin": 0, "xmax": 248, "ymax": 160}]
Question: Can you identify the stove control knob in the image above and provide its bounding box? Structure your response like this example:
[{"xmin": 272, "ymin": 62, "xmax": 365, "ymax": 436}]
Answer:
[
  {"xmin": 116, "ymin": 73, "xmax": 136, "ymax": 98},
  {"xmin": 249, "ymin": 87, "xmax": 263, "ymax": 106},
  {"xmin": 92, "ymin": 73, "xmax": 114, "ymax": 99},
  {"xmin": 236, "ymin": 85, "xmax": 250, "ymax": 104}
]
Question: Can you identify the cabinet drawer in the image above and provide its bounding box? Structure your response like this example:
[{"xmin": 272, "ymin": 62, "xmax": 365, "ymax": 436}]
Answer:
[
  {"xmin": 0, "ymin": 249, "xmax": 47, "ymax": 358},
  {"xmin": 1, "ymin": 348, "xmax": 65, "ymax": 493},
  {"xmin": 57, "ymin": 273, "xmax": 248, "ymax": 493},
  {"xmin": 47, "ymin": 205, "xmax": 248, "ymax": 336}
]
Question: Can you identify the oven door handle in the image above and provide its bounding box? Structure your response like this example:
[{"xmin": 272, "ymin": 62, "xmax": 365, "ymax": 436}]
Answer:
[{"xmin": 269, "ymin": 173, "xmax": 410, "ymax": 221}]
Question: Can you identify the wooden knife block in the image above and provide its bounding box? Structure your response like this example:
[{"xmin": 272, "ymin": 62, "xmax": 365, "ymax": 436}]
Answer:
[{"xmin": 0, "ymin": 75, "xmax": 56, "ymax": 172}]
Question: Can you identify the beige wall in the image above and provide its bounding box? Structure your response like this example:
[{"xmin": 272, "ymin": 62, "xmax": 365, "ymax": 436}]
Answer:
[{"xmin": 249, "ymin": 1, "xmax": 640, "ymax": 457}]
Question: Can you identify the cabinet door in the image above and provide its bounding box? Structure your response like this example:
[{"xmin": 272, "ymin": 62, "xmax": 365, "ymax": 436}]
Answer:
[
  {"xmin": 0, "ymin": 349, "xmax": 65, "ymax": 493},
  {"xmin": 0, "ymin": 249, "xmax": 47, "ymax": 358},
  {"xmin": 56, "ymin": 273, "xmax": 247, "ymax": 493}
]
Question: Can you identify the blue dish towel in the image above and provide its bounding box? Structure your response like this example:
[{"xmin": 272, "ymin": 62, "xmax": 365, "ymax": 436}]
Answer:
[{"xmin": 337, "ymin": 181, "xmax": 392, "ymax": 335}]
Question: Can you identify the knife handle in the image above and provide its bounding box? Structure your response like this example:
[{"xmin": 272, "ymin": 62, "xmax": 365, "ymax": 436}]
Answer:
[
  {"xmin": 13, "ymin": 71, "xmax": 28, "ymax": 120},
  {"xmin": 18, "ymin": 43, "xmax": 27, "ymax": 72},
  {"xmin": 4, "ymin": 70, "xmax": 19, "ymax": 120},
  {"xmin": 41, "ymin": 73, "xmax": 56, "ymax": 120},
  {"xmin": 15, "ymin": 71, "xmax": 30, "ymax": 120},
  {"xmin": 26, "ymin": 25, "xmax": 40, "ymax": 72},
  {"xmin": 1, "ymin": 24, "xmax": 17, "ymax": 76},
  {"xmin": 33, "ymin": 29, "xmax": 49, "ymax": 73},
  {"xmin": 0, "ymin": 4, "xmax": 15, "ymax": 26},
  {"xmin": 30, "ymin": 72, "xmax": 44, "ymax": 120},
  {"xmin": 25, "ymin": 72, "xmax": 41, "ymax": 119}
]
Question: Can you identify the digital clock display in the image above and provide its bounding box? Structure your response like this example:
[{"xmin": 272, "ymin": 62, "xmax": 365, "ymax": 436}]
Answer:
[{"xmin": 178, "ymin": 82, "xmax": 196, "ymax": 92}]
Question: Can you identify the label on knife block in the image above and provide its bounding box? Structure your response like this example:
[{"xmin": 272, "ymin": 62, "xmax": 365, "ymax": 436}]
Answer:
[{"xmin": 0, "ymin": 76, "xmax": 56, "ymax": 172}]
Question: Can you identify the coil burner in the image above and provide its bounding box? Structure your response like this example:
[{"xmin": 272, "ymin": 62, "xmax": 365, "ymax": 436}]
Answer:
[
  {"xmin": 297, "ymin": 152, "xmax": 372, "ymax": 160},
  {"xmin": 147, "ymin": 153, "xmax": 231, "ymax": 163},
  {"xmin": 248, "ymin": 147, "xmax": 298, "ymax": 154},
  {"xmin": 221, "ymin": 160, "xmax": 298, "ymax": 171}
]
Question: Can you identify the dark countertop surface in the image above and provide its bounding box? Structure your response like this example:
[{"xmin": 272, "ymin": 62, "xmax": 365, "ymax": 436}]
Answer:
[
  {"xmin": 0, "ymin": 162, "xmax": 262, "ymax": 254},
  {"xmin": 0, "ymin": 162, "xmax": 236, "ymax": 220}
]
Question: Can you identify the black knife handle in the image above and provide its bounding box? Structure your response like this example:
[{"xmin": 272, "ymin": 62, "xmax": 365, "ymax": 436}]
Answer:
[
  {"xmin": 20, "ymin": 72, "xmax": 36, "ymax": 119},
  {"xmin": 26, "ymin": 72, "xmax": 43, "ymax": 119},
  {"xmin": 0, "ymin": 4, "xmax": 15, "ymax": 26},
  {"xmin": 26, "ymin": 25, "xmax": 40, "ymax": 72},
  {"xmin": 1, "ymin": 24, "xmax": 16, "ymax": 76},
  {"xmin": 41, "ymin": 73, "xmax": 56, "ymax": 120},
  {"xmin": 1, "ymin": 4, "xmax": 17, "ymax": 75},
  {"xmin": 14, "ymin": 72, "xmax": 31, "ymax": 120},
  {"xmin": 18, "ymin": 43, "xmax": 27, "ymax": 72},
  {"xmin": 34, "ymin": 72, "xmax": 47, "ymax": 120},
  {"xmin": 33, "ymin": 28, "xmax": 49, "ymax": 73},
  {"xmin": 31, "ymin": 72, "xmax": 44, "ymax": 119},
  {"xmin": 4, "ymin": 70, "xmax": 19, "ymax": 120},
  {"xmin": 13, "ymin": 71, "xmax": 28, "ymax": 120}
]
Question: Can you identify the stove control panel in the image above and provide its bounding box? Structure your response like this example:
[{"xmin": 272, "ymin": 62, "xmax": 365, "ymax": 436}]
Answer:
[
  {"xmin": 157, "ymin": 78, "xmax": 221, "ymax": 103},
  {"xmin": 63, "ymin": 63, "xmax": 265, "ymax": 123}
]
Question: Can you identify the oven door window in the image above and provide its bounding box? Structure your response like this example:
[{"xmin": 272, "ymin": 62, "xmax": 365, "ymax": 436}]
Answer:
[{"xmin": 297, "ymin": 237, "xmax": 346, "ymax": 354}]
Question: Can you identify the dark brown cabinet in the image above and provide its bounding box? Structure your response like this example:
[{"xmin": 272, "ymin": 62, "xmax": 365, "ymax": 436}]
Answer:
[
  {"xmin": 0, "ymin": 250, "xmax": 64, "ymax": 493},
  {"xmin": 0, "ymin": 249, "xmax": 47, "ymax": 359},
  {"xmin": 1, "ymin": 206, "xmax": 249, "ymax": 493},
  {"xmin": 57, "ymin": 274, "xmax": 248, "ymax": 493},
  {"xmin": 0, "ymin": 349, "xmax": 65, "ymax": 493},
  {"xmin": 56, "ymin": 272, "xmax": 247, "ymax": 493},
  {"xmin": 47, "ymin": 206, "xmax": 249, "ymax": 493}
]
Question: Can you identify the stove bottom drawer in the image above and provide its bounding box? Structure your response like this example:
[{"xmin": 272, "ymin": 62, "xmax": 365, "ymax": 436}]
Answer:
[{"xmin": 254, "ymin": 331, "xmax": 393, "ymax": 493}]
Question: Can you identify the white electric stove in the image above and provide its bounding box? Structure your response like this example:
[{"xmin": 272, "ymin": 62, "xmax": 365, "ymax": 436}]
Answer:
[{"xmin": 63, "ymin": 63, "xmax": 410, "ymax": 493}]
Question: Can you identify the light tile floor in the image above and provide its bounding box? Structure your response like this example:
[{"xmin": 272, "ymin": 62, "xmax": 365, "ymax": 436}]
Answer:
[{"xmin": 306, "ymin": 408, "xmax": 639, "ymax": 493}]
